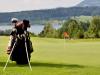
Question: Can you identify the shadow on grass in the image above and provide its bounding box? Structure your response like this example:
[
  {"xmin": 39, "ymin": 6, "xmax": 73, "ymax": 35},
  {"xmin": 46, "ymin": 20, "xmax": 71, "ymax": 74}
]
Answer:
[
  {"xmin": 30, "ymin": 62, "xmax": 85, "ymax": 68},
  {"xmin": 0, "ymin": 62, "xmax": 85, "ymax": 68}
]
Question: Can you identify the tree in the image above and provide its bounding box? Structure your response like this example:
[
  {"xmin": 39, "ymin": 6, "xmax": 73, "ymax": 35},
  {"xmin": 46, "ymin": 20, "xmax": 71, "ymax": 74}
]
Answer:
[
  {"xmin": 39, "ymin": 23, "xmax": 58, "ymax": 38},
  {"xmin": 67, "ymin": 19, "xmax": 84, "ymax": 38},
  {"xmin": 57, "ymin": 19, "xmax": 84, "ymax": 39},
  {"xmin": 86, "ymin": 16, "xmax": 100, "ymax": 38}
]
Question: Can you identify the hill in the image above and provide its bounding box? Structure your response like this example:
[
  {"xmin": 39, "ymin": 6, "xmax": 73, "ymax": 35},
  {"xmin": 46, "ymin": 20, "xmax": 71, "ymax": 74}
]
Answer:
[
  {"xmin": 0, "ymin": 7, "xmax": 100, "ymax": 24},
  {"xmin": 77, "ymin": 0, "xmax": 100, "ymax": 7}
]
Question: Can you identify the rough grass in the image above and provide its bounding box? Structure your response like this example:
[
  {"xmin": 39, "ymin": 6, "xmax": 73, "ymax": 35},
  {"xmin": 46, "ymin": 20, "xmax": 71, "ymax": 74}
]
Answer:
[{"xmin": 0, "ymin": 36, "xmax": 100, "ymax": 75}]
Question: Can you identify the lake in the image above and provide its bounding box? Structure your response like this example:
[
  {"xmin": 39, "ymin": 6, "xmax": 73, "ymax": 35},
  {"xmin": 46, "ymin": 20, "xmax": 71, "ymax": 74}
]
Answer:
[{"xmin": 0, "ymin": 25, "xmax": 62, "ymax": 34}]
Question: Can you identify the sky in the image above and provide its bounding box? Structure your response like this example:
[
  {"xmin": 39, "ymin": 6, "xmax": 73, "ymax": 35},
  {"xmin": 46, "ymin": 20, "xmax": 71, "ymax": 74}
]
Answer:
[{"xmin": 0, "ymin": 0, "xmax": 84, "ymax": 12}]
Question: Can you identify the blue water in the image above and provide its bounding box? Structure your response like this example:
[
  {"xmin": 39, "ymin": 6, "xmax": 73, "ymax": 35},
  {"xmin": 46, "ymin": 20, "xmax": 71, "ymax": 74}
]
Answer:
[{"xmin": 0, "ymin": 25, "xmax": 61, "ymax": 34}]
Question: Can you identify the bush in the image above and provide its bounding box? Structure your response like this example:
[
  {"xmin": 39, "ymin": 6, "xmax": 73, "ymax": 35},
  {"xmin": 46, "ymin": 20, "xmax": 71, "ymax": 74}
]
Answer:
[{"xmin": 0, "ymin": 29, "xmax": 12, "ymax": 36}]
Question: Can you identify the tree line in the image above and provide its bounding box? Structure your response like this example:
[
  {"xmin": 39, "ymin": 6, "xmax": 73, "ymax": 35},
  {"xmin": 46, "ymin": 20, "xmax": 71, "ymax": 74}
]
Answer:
[
  {"xmin": 39, "ymin": 16, "xmax": 100, "ymax": 39},
  {"xmin": 0, "ymin": 16, "xmax": 100, "ymax": 39}
]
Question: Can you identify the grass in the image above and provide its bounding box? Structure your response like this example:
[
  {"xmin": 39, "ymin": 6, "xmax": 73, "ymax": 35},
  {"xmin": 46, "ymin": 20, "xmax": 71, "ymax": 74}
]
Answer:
[{"xmin": 0, "ymin": 36, "xmax": 100, "ymax": 75}]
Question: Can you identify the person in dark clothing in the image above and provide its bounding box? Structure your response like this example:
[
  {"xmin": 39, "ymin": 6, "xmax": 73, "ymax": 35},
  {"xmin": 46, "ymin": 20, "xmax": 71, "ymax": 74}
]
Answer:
[{"xmin": 7, "ymin": 19, "xmax": 33, "ymax": 65}]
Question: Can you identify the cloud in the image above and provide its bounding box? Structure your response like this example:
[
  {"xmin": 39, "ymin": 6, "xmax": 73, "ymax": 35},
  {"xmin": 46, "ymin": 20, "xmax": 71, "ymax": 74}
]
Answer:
[{"xmin": 0, "ymin": 0, "xmax": 83, "ymax": 12}]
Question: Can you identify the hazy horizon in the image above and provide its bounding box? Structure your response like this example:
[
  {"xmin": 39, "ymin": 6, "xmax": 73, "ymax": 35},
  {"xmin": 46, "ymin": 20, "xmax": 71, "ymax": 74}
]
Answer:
[{"xmin": 0, "ymin": 0, "xmax": 83, "ymax": 12}]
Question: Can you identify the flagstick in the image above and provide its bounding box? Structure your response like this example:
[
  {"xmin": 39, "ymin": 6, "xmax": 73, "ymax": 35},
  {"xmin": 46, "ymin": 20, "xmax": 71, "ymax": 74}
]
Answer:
[{"xmin": 64, "ymin": 37, "xmax": 66, "ymax": 49}]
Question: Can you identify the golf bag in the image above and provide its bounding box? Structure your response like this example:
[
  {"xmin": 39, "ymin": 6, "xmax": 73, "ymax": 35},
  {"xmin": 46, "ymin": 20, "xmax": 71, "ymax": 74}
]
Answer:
[{"xmin": 7, "ymin": 20, "xmax": 33, "ymax": 64}]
